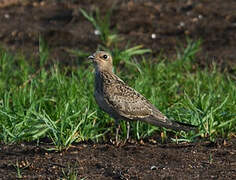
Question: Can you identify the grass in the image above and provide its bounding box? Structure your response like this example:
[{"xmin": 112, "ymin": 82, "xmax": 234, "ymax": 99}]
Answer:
[
  {"xmin": 62, "ymin": 165, "xmax": 78, "ymax": 180},
  {"xmin": 0, "ymin": 39, "xmax": 235, "ymax": 149},
  {"xmin": 0, "ymin": 8, "xmax": 235, "ymax": 150}
]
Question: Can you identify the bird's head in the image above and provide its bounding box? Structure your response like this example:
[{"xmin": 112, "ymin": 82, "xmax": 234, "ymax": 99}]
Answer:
[{"xmin": 88, "ymin": 51, "xmax": 113, "ymax": 72}]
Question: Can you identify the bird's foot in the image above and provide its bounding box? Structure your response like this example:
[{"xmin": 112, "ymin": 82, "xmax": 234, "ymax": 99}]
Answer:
[
  {"xmin": 110, "ymin": 139, "xmax": 121, "ymax": 146},
  {"xmin": 110, "ymin": 138, "xmax": 130, "ymax": 147},
  {"xmin": 121, "ymin": 138, "xmax": 129, "ymax": 146}
]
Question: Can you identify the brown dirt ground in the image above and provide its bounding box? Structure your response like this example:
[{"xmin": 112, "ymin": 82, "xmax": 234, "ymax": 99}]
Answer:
[
  {"xmin": 0, "ymin": 139, "xmax": 236, "ymax": 179},
  {"xmin": 0, "ymin": 0, "xmax": 235, "ymax": 179}
]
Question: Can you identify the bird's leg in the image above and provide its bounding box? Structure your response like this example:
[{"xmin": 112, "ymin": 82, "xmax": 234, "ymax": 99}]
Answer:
[
  {"xmin": 121, "ymin": 121, "xmax": 130, "ymax": 146},
  {"xmin": 115, "ymin": 119, "xmax": 120, "ymax": 145},
  {"xmin": 126, "ymin": 121, "xmax": 130, "ymax": 140}
]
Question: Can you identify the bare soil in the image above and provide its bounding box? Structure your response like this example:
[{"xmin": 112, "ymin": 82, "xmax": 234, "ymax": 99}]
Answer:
[
  {"xmin": 0, "ymin": 0, "xmax": 235, "ymax": 179},
  {"xmin": 0, "ymin": 139, "xmax": 236, "ymax": 179}
]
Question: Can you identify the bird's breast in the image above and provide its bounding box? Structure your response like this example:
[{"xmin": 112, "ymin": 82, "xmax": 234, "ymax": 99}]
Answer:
[
  {"xmin": 94, "ymin": 90, "xmax": 106, "ymax": 109},
  {"xmin": 94, "ymin": 90, "xmax": 119, "ymax": 118}
]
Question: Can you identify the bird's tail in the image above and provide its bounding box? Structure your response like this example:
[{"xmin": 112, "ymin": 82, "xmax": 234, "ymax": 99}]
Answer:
[
  {"xmin": 167, "ymin": 120, "xmax": 197, "ymax": 131},
  {"xmin": 143, "ymin": 116, "xmax": 197, "ymax": 132}
]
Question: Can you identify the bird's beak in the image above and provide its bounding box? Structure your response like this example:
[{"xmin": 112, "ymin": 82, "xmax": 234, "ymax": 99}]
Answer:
[{"xmin": 88, "ymin": 55, "xmax": 95, "ymax": 60}]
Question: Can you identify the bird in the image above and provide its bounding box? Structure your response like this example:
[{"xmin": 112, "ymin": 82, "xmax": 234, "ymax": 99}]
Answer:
[{"xmin": 88, "ymin": 51, "xmax": 196, "ymax": 144}]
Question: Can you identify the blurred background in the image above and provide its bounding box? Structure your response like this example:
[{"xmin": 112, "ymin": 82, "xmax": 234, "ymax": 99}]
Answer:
[{"xmin": 0, "ymin": 0, "xmax": 235, "ymax": 70}]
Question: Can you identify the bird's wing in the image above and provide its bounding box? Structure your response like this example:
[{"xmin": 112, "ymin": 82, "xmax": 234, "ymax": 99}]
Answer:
[
  {"xmin": 102, "ymin": 74, "xmax": 196, "ymax": 131},
  {"xmin": 104, "ymin": 80, "xmax": 165, "ymax": 120}
]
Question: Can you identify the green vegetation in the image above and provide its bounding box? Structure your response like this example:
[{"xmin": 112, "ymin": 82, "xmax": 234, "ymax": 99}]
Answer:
[
  {"xmin": 0, "ymin": 39, "xmax": 235, "ymax": 149},
  {"xmin": 62, "ymin": 165, "xmax": 78, "ymax": 180},
  {"xmin": 0, "ymin": 8, "xmax": 235, "ymax": 150}
]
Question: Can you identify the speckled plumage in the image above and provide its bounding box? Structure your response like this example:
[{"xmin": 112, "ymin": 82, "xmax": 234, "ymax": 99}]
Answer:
[{"xmin": 89, "ymin": 51, "xmax": 196, "ymax": 140}]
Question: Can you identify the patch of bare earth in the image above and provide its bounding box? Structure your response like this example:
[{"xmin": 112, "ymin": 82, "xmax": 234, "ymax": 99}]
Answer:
[{"xmin": 0, "ymin": 139, "xmax": 235, "ymax": 179}]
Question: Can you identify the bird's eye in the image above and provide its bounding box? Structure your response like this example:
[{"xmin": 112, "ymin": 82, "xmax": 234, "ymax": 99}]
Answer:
[{"xmin": 103, "ymin": 55, "xmax": 108, "ymax": 59}]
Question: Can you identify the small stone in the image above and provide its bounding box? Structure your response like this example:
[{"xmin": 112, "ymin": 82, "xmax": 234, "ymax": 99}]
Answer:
[
  {"xmin": 32, "ymin": 2, "xmax": 38, "ymax": 7},
  {"xmin": 151, "ymin": 165, "xmax": 157, "ymax": 170},
  {"xmin": 151, "ymin": 33, "xmax": 156, "ymax": 39},
  {"xmin": 94, "ymin": 29, "xmax": 100, "ymax": 35},
  {"xmin": 192, "ymin": 17, "xmax": 198, "ymax": 23},
  {"xmin": 4, "ymin": 13, "xmax": 10, "ymax": 19},
  {"xmin": 40, "ymin": 1, "xmax": 45, "ymax": 6},
  {"xmin": 179, "ymin": 22, "xmax": 185, "ymax": 27}
]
